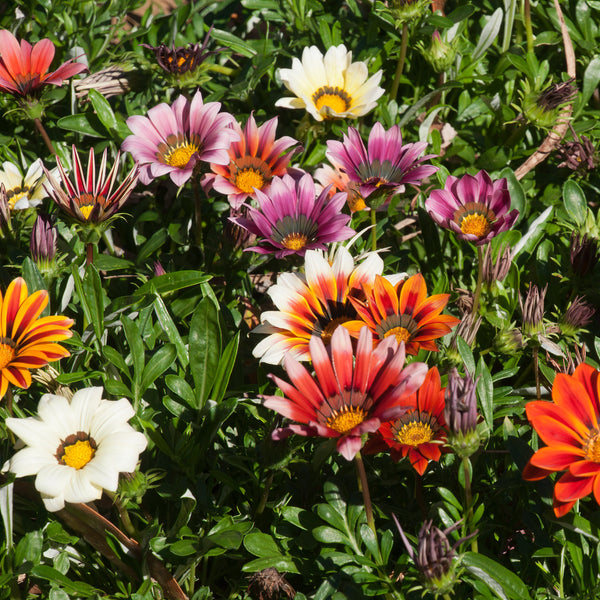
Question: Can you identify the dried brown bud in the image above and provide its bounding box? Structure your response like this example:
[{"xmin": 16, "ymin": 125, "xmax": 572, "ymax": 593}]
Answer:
[
  {"xmin": 545, "ymin": 344, "xmax": 586, "ymax": 375},
  {"xmin": 247, "ymin": 568, "xmax": 295, "ymax": 600},
  {"xmin": 482, "ymin": 243, "xmax": 512, "ymax": 286},
  {"xmin": 557, "ymin": 135, "xmax": 598, "ymax": 173},
  {"xmin": 560, "ymin": 296, "xmax": 595, "ymax": 335},
  {"xmin": 537, "ymin": 78, "xmax": 578, "ymax": 112},
  {"xmin": 519, "ymin": 284, "xmax": 547, "ymax": 336},
  {"xmin": 570, "ymin": 233, "xmax": 598, "ymax": 277}
]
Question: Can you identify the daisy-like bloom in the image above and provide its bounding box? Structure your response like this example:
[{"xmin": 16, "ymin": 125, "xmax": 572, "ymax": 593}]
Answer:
[
  {"xmin": 522, "ymin": 363, "xmax": 600, "ymax": 517},
  {"xmin": 326, "ymin": 123, "xmax": 438, "ymax": 204},
  {"xmin": 122, "ymin": 89, "xmax": 239, "ymax": 187},
  {"xmin": 264, "ymin": 325, "xmax": 427, "ymax": 460},
  {"xmin": 0, "ymin": 277, "xmax": 73, "ymax": 399},
  {"xmin": 275, "ymin": 44, "xmax": 384, "ymax": 121},
  {"xmin": 230, "ymin": 173, "xmax": 354, "ymax": 258},
  {"xmin": 0, "ymin": 29, "xmax": 86, "ymax": 98},
  {"xmin": 5, "ymin": 387, "xmax": 147, "ymax": 511},
  {"xmin": 0, "ymin": 159, "xmax": 52, "ymax": 210},
  {"xmin": 345, "ymin": 274, "xmax": 460, "ymax": 355},
  {"xmin": 43, "ymin": 145, "xmax": 139, "ymax": 223},
  {"xmin": 365, "ymin": 367, "xmax": 446, "ymax": 475},
  {"xmin": 202, "ymin": 114, "xmax": 299, "ymax": 209},
  {"xmin": 253, "ymin": 244, "xmax": 384, "ymax": 364},
  {"xmin": 425, "ymin": 170, "xmax": 519, "ymax": 246},
  {"xmin": 314, "ymin": 163, "xmax": 366, "ymax": 212}
]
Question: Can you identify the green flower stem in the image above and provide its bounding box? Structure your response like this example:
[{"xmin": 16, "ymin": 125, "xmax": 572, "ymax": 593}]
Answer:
[
  {"xmin": 192, "ymin": 172, "xmax": 204, "ymax": 250},
  {"xmin": 461, "ymin": 457, "xmax": 478, "ymax": 553},
  {"xmin": 371, "ymin": 208, "xmax": 377, "ymax": 252},
  {"xmin": 390, "ymin": 24, "xmax": 409, "ymax": 102},
  {"xmin": 33, "ymin": 117, "xmax": 56, "ymax": 156},
  {"xmin": 523, "ymin": 0, "xmax": 534, "ymax": 54},
  {"xmin": 105, "ymin": 491, "xmax": 137, "ymax": 537},
  {"xmin": 443, "ymin": 594, "xmax": 453, "ymax": 600},
  {"xmin": 355, "ymin": 451, "xmax": 376, "ymax": 535},
  {"xmin": 471, "ymin": 244, "xmax": 485, "ymax": 317}
]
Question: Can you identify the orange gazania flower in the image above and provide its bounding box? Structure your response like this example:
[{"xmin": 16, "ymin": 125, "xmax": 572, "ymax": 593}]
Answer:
[
  {"xmin": 345, "ymin": 274, "xmax": 460, "ymax": 355},
  {"xmin": 523, "ymin": 363, "xmax": 600, "ymax": 517},
  {"xmin": 0, "ymin": 277, "xmax": 74, "ymax": 398},
  {"xmin": 364, "ymin": 367, "xmax": 447, "ymax": 475}
]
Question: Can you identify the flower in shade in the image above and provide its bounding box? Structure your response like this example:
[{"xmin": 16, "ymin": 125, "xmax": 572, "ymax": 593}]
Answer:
[
  {"xmin": 275, "ymin": 44, "xmax": 384, "ymax": 121},
  {"xmin": 253, "ymin": 244, "xmax": 384, "ymax": 364},
  {"xmin": 263, "ymin": 325, "xmax": 427, "ymax": 460},
  {"xmin": 314, "ymin": 163, "xmax": 366, "ymax": 212},
  {"xmin": 0, "ymin": 277, "xmax": 73, "ymax": 399},
  {"xmin": 522, "ymin": 363, "xmax": 600, "ymax": 517},
  {"xmin": 364, "ymin": 367, "xmax": 447, "ymax": 475},
  {"xmin": 230, "ymin": 173, "xmax": 354, "ymax": 258},
  {"xmin": 0, "ymin": 159, "xmax": 52, "ymax": 210},
  {"xmin": 202, "ymin": 114, "xmax": 299, "ymax": 209},
  {"xmin": 0, "ymin": 29, "xmax": 86, "ymax": 98},
  {"xmin": 43, "ymin": 145, "xmax": 139, "ymax": 224},
  {"xmin": 326, "ymin": 123, "xmax": 438, "ymax": 206},
  {"xmin": 5, "ymin": 387, "xmax": 147, "ymax": 511},
  {"xmin": 425, "ymin": 170, "xmax": 519, "ymax": 246},
  {"xmin": 122, "ymin": 89, "xmax": 239, "ymax": 187},
  {"xmin": 345, "ymin": 274, "xmax": 460, "ymax": 355},
  {"xmin": 30, "ymin": 213, "xmax": 57, "ymax": 266}
]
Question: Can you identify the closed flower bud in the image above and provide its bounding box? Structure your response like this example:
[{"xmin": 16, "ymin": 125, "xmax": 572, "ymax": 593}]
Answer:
[
  {"xmin": 521, "ymin": 78, "xmax": 578, "ymax": 130},
  {"xmin": 482, "ymin": 243, "xmax": 512, "ymax": 287},
  {"xmin": 30, "ymin": 213, "xmax": 57, "ymax": 266},
  {"xmin": 519, "ymin": 283, "xmax": 547, "ymax": 337},
  {"xmin": 560, "ymin": 296, "xmax": 595, "ymax": 337},
  {"xmin": 418, "ymin": 30, "xmax": 458, "ymax": 73},
  {"xmin": 0, "ymin": 184, "xmax": 9, "ymax": 233},
  {"xmin": 570, "ymin": 233, "xmax": 598, "ymax": 277},
  {"xmin": 493, "ymin": 326, "xmax": 524, "ymax": 354}
]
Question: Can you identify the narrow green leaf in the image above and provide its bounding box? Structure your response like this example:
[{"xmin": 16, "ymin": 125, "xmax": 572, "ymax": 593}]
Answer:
[
  {"xmin": 472, "ymin": 8, "xmax": 503, "ymax": 61},
  {"xmin": 152, "ymin": 293, "xmax": 188, "ymax": 368},
  {"xmin": 102, "ymin": 346, "xmax": 131, "ymax": 380},
  {"xmin": 241, "ymin": 556, "xmax": 298, "ymax": 573},
  {"xmin": 456, "ymin": 336, "xmax": 476, "ymax": 376},
  {"xmin": 57, "ymin": 113, "xmax": 106, "ymax": 138},
  {"xmin": 512, "ymin": 206, "xmax": 553, "ymax": 259},
  {"xmin": 137, "ymin": 228, "xmax": 168, "ymax": 262},
  {"xmin": 476, "ymin": 357, "xmax": 494, "ymax": 429},
  {"xmin": 166, "ymin": 375, "xmax": 197, "ymax": 409},
  {"xmin": 134, "ymin": 271, "xmax": 211, "ymax": 296},
  {"xmin": 21, "ymin": 258, "xmax": 49, "ymax": 317},
  {"xmin": 88, "ymin": 89, "xmax": 117, "ymax": 132},
  {"xmin": 359, "ymin": 524, "xmax": 381, "ymax": 563},
  {"xmin": 83, "ymin": 265, "xmax": 105, "ymax": 343},
  {"xmin": 210, "ymin": 332, "xmax": 240, "ymax": 402},
  {"xmin": 103, "ymin": 378, "xmax": 133, "ymax": 398},
  {"xmin": 140, "ymin": 343, "xmax": 177, "ymax": 393},
  {"xmin": 121, "ymin": 315, "xmax": 144, "ymax": 393}
]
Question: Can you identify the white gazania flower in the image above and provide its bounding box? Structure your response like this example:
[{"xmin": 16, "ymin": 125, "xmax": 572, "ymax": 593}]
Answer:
[
  {"xmin": 5, "ymin": 387, "xmax": 147, "ymax": 512},
  {"xmin": 275, "ymin": 44, "xmax": 384, "ymax": 121},
  {"xmin": 0, "ymin": 159, "xmax": 52, "ymax": 210}
]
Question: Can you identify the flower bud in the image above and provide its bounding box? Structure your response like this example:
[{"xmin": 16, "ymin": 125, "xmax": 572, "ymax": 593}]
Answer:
[
  {"xmin": 493, "ymin": 326, "xmax": 524, "ymax": 354},
  {"xmin": 482, "ymin": 243, "xmax": 512, "ymax": 287},
  {"xmin": 419, "ymin": 31, "xmax": 458, "ymax": 73},
  {"xmin": 30, "ymin": 213, "xmax": 57, "ymax": 267},
  {"xmin": 556, "ymin": 134, "xmax": 598, "ymax": 173},
  {"xmin": 0, "ymin": 184, "xmax": 10, "ymax": 233},
  {"xmin": 519, "ymin": 284, "xmax": 547, "ymax": 337},
  {"xmin": 560, "ymin": 296, "xmax": 595, "ymax": 337},
  {"xmin": 570, "ymin": 233, "xmax": 598, "ymax": 277}
]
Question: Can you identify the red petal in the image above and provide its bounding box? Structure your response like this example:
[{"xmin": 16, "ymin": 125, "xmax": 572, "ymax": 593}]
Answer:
[{"xmin": 554, "ymin": 471, "xmax": 594, "ymax": 502}]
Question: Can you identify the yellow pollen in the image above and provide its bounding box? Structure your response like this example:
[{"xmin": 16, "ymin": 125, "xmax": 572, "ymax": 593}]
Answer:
[
  {"xmin": 313, "ymin": 86, "xmax": 352, "ymax": 116},
  {"xmin": 282, "ymin": 233, "xmax": 308, "ymax": 251},
  {"xmin": 585, "ymin": 429, "xmax": 600, "ymax": 462},
  {"xmin": 79, "ymin": 205, "xmax": 94, "ymax": 220},
  {"xmin": 348, "ymin": 195, "xmax": 366, "ymax": 212},
  {"xmin": 460, "ymin": 213, "xmax": 490, "ymax": 238},
  {"xmin": 166, "ymin": 143, "xmax": 198, "ymax": 168},
  {"xmin": 235, "ymin": 168, "xmax": 265, "ymax": 194},
  {"xmin": 321, "ymin": 318, "xmax": 351, "ymax": 345},
  {"xmin": 7, "ymin": 189, "xmax": 29, "ymax": 209},
  {"xmin": 327, "ymin": 407, "xmax": 366, "ymax": 434},
  {"xmin": 395, "ymin": 421, "xmax": 434, "ymax": 446},
  {"xmin": 384, "ymin": 326, "xmax": 412, "ymax": 344},
  {"xmin": 0, "ymin": 342, "xmax": 15, "ymax": 369},
  {"xmin": 61, "ymin": 440, "xmax": 96, "ymax": 470}
]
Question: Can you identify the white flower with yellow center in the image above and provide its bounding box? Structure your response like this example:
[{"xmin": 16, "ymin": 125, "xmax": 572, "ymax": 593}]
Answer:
[
  {"xmin": 5, "ymin": 387, "xmax": 147, "ymax": 511},
  {"xmin": 275, "ymin": 44, "xmax": 384, "ymax": 121},
  {"xmin": 0, "ymin": 159, "xmax": 51, "ymax": 210}
]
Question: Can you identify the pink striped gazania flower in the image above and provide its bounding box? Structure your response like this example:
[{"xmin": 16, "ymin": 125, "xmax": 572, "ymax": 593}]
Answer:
[
  {"xmin": 314, "ymin": 163, "xmax": 366, "ymax": 213},
  {"xmin": 230, "ymin": 172, "xmax": 354, "ymax": 258},
  {"xmin": 263, "ymin": 325, "xmax": 428, "ymax": 460},
  {"xmin": 202, "ymin": 114, "xmax": 299, "ymax": 209},
  {"xmin": 121, "ymin": 89, "xmax": 239, "ymax": 187},
  {"xmin": 425, "ymin": 170, "xmax": 519, "ymax": 246},
  {"xmin": 0, "ymin": 30, "xmax": 86, "ymax": 98},
  {"xmin": 326, "ymin": 122, "xmax": 438, "ymax": 206}
]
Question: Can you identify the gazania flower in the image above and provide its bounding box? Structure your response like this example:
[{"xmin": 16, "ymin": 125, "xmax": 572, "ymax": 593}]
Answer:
[
  {"xmin": 314, "ymin": 163, "xmax": 366, "ymax": 212},
  {"xmin": 122, "ymin": 89, "xmax": 239, "ymax": 187},
  {"xmin": 326, "ymin": 123, "xmax": 438, "ymax": 204},
  {"xmin": 254, "ymin": 245, "xmax": 384, "ymax": 364},
  {"xmin": 5, "ymin": 387, "xmax": 147, "ymax": 511},
  {"xmin": 425, "ymin": 170, "xmax": 519, "ymax": 246},
  {"xmin": 43, "ymin": 146, "xmax": 139, "ymax": 223},
  {"xmin": 365, "ymin": 367, "xmax": 447, "ymax": 475},
  {"xmin": 202, "ymin": 114, "xmax": 299, "ymax": 209},
  {"xmin": 0, "ymin": 30, "xmax": 86, "ymax": 98},
  {"xmin": 345, "ymin": 274, "xmax": 460, "ymax": 355},
  {"xmin": 0, "ymin": 277, "xmax": 73, "ymax": 399},
  {"xmin": 0, "ymin": 159, "xmax": 52, "ymax": 210},
  {"xmin": 275, "ymin": 44, "xmax": 384, "ymax": 121},
  {"xmin": 522, "ymin": 363, "xmax": 600, "ymax": 517},
  {"xmin": 230, "ymin": 173, "xmax": 354, "ymax": 258},
  {"xmin": 264, "ymin": 326, "xmax": 427, "ymax": 460}
]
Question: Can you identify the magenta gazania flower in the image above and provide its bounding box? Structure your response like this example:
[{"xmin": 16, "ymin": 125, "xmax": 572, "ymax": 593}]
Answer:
[
  {"xmin": 230, "ymin": 173, "xmax": 354, "ymax": 258},
  {"xmin": 0, "ymin": 30, "xmax": 86, "ymax": 98},
  {"xmin": 425, "ymin": 170, "xmax": 519, "ymax": 245},
  {"xmin": 202, "ymin": 114, "xmax": 299, "ymax": 209},
  {"xmin": 263, "ymin": 326, "xmax": 428, "ymax": 460},
  {"xmin": 121, "ymin": 89, "xmax": 239, "ymax": 187},
  {"xmin": 325, "ymin": 122, "xmax": 438, "ymax": 204}
]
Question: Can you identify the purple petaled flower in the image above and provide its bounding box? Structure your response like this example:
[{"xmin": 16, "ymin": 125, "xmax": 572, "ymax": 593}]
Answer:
[
  {"xmin": 122, "ymin": 89, "xmax": 239, "ymax": 187},
  {"xmin": 425, "ymin": 170, "xmax": 519, "ymax": 246},
  {"xmin": 30, "ymin": 213, "xmax": 57, "ymax": 263},
  {"xmin": 325, "ymin": 122, "xmax": 438, "ymax": 205},
  {"xmin": 230, "ymin": 173, "xmax": 354, "ymax": 258}
]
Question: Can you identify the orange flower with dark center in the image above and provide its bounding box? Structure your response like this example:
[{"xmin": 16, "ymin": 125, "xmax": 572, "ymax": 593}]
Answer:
[
  {"xmin": 0, "ymin": 277, "xmax": 73, "ymax": 398},
  {"xmin": 523, "ymin": 363, "xmax": 600, "ymax": 517},
  {"xmin": 345, "ymin": 274, "xmax": 460, "ymax": 355}
]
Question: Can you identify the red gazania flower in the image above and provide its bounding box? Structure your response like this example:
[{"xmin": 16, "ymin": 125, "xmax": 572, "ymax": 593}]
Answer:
[
  {"xmin": 523, "ymin": 363, "xmax": 600, "ymax": 517},
  {"xmin": 345, "ymin": 274, "xmax": 460, "ymax": 355},
  {"xmin": 0, "ymin": 277, "xmax": 73, "ymax": 398},
  {"xmin": 0, "ymin": 30, "xmax": 86, "ymax": 98},
  {"xmin": 364, "ymin": 367, "xmax": 447, "ymax": 475},
  {"xmin": 263, "ymin": 326, "xmax": 427, "ymax": 460}
]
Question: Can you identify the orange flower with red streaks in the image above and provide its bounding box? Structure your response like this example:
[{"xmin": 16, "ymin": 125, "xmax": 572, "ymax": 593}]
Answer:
[
  {"xmin": 523, "ymin": 363, "xmax": 600, "ymax": 517},
  {"xmin": 345, "ymin": 274, "xmax": 460, "ymax": 355},
  {"xmin": 0, "ymin": 277, "xmax": 73, "ymax": 398}
]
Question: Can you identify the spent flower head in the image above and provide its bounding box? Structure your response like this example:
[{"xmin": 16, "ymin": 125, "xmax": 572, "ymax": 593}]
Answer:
[{"xmin": 570, "ymin": 232, "xmax": 598, "ymax": 277}]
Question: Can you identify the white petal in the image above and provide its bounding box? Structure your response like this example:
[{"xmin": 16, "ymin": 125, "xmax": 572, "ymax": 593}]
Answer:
[
  {"xmin": 42, "ymin": 494, "xmax": 65, "ymax": 512},
  {"xmin": 70, "ymin": 387, "xmax": 103, "ymax": 432},
  {"xmin": 63, "ymin": 470, "xmax": 103, "ymax": 504},
  {"xmin": 5, "ymin": 417, "xmax": 60, "ymax": 453},
  {"xmin": 37, "ymin": 394, "xmax": 77, "ymax": 439},
  {"xmin": 89, "ymin": 398, "xmax": 135, "ymax": 442},
  {"xmin": 9, "ymin": 447, "xmax": 56, "ymax": 477},
  {"xmin": 35, "ymin": 464, "xmax": 74, "ymax": 497}
]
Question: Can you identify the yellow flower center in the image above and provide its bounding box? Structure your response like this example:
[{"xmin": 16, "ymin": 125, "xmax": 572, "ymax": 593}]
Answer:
[
  {"xmin": 321, "ymin": 317, "xmax": 351, "ymax": 345},
  {"xmin": 235, "ymin": 168, "xmax": 265, "ymax": 194},
  {"xmin": 584, "ymin": 429, "xmax": 600, "ymax": 462},
  {"xmin": 327, "ymin": 407, "xmax": 366, "ymax": 434},
  {"xmin": 6, "ymin": 186, "xmax": 30, "ymax": 209},
  {"xmin": 165, "ymin": 143, "xmax": 199, "ymax": 168},
  {"xmin": 282, "ymin": 233, "xmax": 308, "ymax": 250},
  {"xmin": 312, "ymin": 86, "xmax": 352, "ymax": 116},
  {"xmin": 384, "ymin": 326, "xmax": 412, "ymax": 344},
  {"xmin": 61, "ymin": 439, "xmax": 96, "ymax": 470},
  {"xmin": 348, "ymin": 195, "xmax": 366, "ymax": 212},
  {"xmin": 460, "ymin": 213, "xmax": 491, "ymax": 238},
  {"xmin": 0, "ymin": 338, "xmax": 16, "ymax": 369},
  {"xmin": 394, "ymin": 420, "xmax": 434, "ymax": 446}
]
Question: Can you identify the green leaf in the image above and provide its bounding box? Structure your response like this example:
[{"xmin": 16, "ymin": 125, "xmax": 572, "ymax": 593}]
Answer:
[
  {"xmin": 475, "ymin": 357, "xmax": 494, "ymax": 430},
  {"xmin": 211, "ymin": 29, "xmax": 257, "ymax": 58},
  {"xmin": 83, "ymin": 265, "xmax": 105, "ymax": 343},
  {"xmin": 579, "ymin": 57, "xmax": 600, "ymax": 115},
  {"xmin": 166, "ymin": 375, "xmax": 196, "ymax": 409},
  {"xmin": 57, "ymin": 113, "xmax": 106, "ymax": 138},
  {"xmin": 563, "ymin": 179, "xmax": 587, "ymax": 226},
  {"xmin": 104, "ymin": 378, "xmax": 133, "ymax": 398},
  {"xmin": 88, "ymin": 89, "xmax": 117, "ymax": 132},
  {"xmin": 140, "ymin": 343, "xmax": 177, "ymax": 393},
  {"xmin": 312, "ymin": 526, "xmax": 351, "ymax": 546},
  {"xmin": 30, "ymin": 565, "xmax": 100, "ymax": 594},
  {"xmin": 102, "ymin": 346, "xmax": 130, "ymax": 380},
  {"xmin": 137, "ymin": 228, "xmax": 168, "ymax": 263},
  {"xmin": 499, "ymin": 168, "xmax": 525, "ymax": 223},
  {"xmin": 472, "ymin": 8, "xmax": 503, "ymax": 61},
  {"xmin": 121, "ymin": 315, "xmax": 144, "ymax": 395},
  {"xmin": 152, "ymin": 293, "xmax": 188, "ymax": 368},
  {"xmin": 359, "ymin": 524, "xmax": 381, "ymax": 563},
  {"xmin": 456, "ymin": 336, "xmax": 476, "ymax": 376},
  {"xmin": 14, "ymin": 530, "xmax": 43, "ymax": 567},
  {"xmin": 512, "ymin": 206, "xmax": 553, "ymax": 259},
  {"xmin": 210, "ymin": 332, "xmax": 240, "ymax": 402},
  {"xmin": 21, "ymin": 258, "xmax": 49, "ymax": 316},
  {"xmin": 242, "ymin": 556, "xmax": 299, "ymax": 573},
  {"xmin": 243, "ymin": 532, "xmax": 281, "ymax": 557},
  {"xmin": 134, "ymin": 271, "xmax": 211, "ymax": 296}
]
